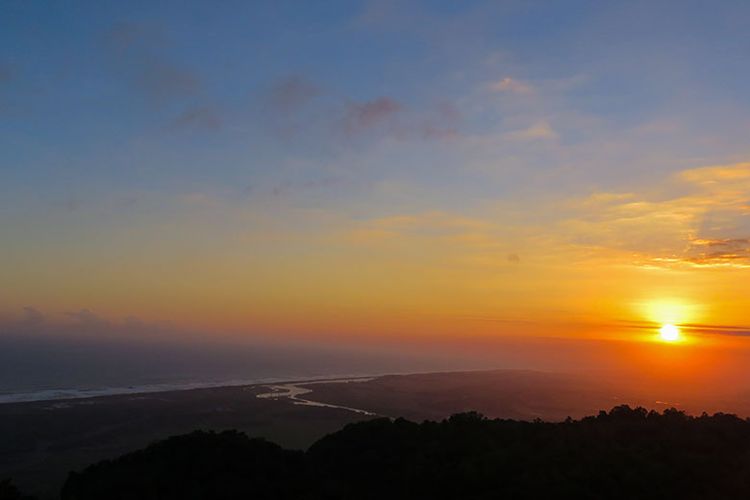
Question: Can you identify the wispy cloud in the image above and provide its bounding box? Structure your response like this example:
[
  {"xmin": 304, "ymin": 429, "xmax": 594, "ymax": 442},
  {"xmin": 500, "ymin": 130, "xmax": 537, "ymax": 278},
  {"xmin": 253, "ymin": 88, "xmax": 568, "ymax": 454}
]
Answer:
[
  {"xmin": 679, "ymin": 163, "xmax": 750, "ymax": 186},
  {"xmin": 269, "ymin": 176, "xmax": 344, "ymax": 198},
  {"xmin": 348, "ymin": 211, "xmax": 493, "ymax": 244},
  {"xmin": 504, "ymin": 120, "xmax": 558, "ymax": 141},
  {"xmin": 488, "ymin": 77, "xmax": 533, "ymax": 95},
  {"xmin": 556, "ymin": 162, "xmax": 750, "ymax": 268}
]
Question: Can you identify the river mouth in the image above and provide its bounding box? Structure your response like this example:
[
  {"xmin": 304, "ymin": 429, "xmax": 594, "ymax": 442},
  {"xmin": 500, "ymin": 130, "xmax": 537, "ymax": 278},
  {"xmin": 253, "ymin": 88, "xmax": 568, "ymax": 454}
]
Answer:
[{"xmin": 255, "ymin": 378, "xmax": 379, "ymax": 416}]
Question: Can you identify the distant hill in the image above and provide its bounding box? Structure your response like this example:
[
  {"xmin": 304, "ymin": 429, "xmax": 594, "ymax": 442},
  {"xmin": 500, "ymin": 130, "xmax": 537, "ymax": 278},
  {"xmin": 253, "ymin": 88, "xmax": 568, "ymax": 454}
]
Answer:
[{"xmin": 52, "ymin": 406, "xmax": 750, "ymax": 500}]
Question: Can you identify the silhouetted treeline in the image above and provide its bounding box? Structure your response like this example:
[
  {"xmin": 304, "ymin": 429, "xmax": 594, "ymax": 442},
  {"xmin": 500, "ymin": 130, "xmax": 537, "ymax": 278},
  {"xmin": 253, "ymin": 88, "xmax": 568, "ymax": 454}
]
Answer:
[
  {"xmin": 0, "ymin": 479, "xmax": 36, "ymax": 500},
  {"xmin": 49, "ymin": 406, "xmax": 750, "ymax": 499}
]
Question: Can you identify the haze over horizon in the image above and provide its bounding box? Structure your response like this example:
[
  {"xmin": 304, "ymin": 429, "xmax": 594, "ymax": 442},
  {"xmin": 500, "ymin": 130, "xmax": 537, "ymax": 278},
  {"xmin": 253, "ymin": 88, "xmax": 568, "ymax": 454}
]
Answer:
[{"xmin": 3, "ymin": 1, "xmax": 750, "ymax": 398}]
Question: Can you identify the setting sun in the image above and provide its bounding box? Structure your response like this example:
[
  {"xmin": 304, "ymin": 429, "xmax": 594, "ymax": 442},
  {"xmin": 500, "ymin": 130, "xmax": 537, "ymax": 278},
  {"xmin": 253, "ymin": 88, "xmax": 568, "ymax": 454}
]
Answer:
[{"xmin": 659, "ymin": 324, "xmax": 681, "ymax": 342}]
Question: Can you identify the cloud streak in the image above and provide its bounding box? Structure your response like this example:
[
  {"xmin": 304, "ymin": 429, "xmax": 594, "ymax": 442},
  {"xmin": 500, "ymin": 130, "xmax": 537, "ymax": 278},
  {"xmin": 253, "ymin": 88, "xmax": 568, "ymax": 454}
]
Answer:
[{"xmin": 548, "ymin": 162, "xmax": 750, "ymax": 269}]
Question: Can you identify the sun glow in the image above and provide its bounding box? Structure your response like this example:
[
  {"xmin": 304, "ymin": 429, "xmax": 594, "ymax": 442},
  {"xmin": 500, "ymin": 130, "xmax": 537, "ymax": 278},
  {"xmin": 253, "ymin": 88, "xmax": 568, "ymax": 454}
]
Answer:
[
  {"xmin": 659, "ymin": 324, "xmax": 681, "ymax": 342},
  {"xmin": 637, "ymin": 300, "xmax": 703, "ymax": 343},
  {"xmin": 642, "ymin": 300, "xmax": 697, "ymax": 325}
]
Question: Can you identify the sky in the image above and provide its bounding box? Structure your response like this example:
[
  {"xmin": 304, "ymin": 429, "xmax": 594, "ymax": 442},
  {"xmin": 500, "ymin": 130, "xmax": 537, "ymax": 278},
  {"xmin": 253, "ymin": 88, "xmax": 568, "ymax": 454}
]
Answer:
[{"xmin": 2, "ymin": 1, "xmax": 750, "ymax": 388}]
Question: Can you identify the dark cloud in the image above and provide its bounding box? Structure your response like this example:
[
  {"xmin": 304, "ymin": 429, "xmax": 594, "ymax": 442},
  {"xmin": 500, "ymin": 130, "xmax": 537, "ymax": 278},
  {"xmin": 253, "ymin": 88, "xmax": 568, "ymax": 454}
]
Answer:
[
  {"xmin": 507, "ymin": 253, "xmax": 521, "ymax": 264},
  {"xmin": 421, "ymin": 124, "xmax": 460, "ymax": 140},
  {"xmin": 241, "ymin": 185, "xmax": 255, "ymax": 198},
  {"xmin": 51, "ymin": 198, "xmax": 82, "ymax": 213},
  {"xmin": 171, "ymin": 106, "xmax": 222, "ymax": 130},
  {"xmin": 420, "ymin": 101, "xmax": 461, "ymax": 140},
  {"xmin": 259, "ymin": 76, "xmax": 325, "ymax": 141},
  {"xmin": 691, "ymin": 238, "xmax": 749, "ymax": 248},
  {"xmin": 259, "ymin": 79, "xmax": 458, "ymax": 146},
  {"xmin": 0, "ymin": 64, "xmax": 15, "ymax": 84},
  {"xmin": 620, "ymin": 319, "xmax": 750, "ymax": 337},
  {"xmin": 105, "ymin": 22, "xmax": 164, "ymax": 51},
  {"xmin": 135, "ymin": 59, "xmax": 199, "ymax": 101},
  {"xmin": 103, "ymin": 22, "xmax": 200, "ymax": 104},
  {"xmin": 268, "ymin": 76, "xmax": 319, "ymax": 112},
  {"xmin": 119, "ymin": 195, "xmax": 141, "ymax": 208},
  {"xmin": 270, "ymin": 176, "xmax": 343, "ymax": 198},
  {"xmin": 681, "ymin": 324, "xmax": 750, "ymax": 337},
  {"xmin": 686, "ymin": 253, "xmax": 750, "ymax": 265},
  {"xmin": 123, "ymin": 316, "xmax": 146, "ymax": 329},
  {"xmin": 344, "ymin": 97, "xmax": 402, "ymax": 134},
  {"xmin": 66, "ymin": 309, "xmax": 108, "ymax": 327},
  {"xmin": 342, "ymin": 97, "xmax": 460, "ymax": 142},
  {"xmin": 0, "ymin": 63, "xmax": 16, "ymax": 115},
  {"xmin": 684, "ymin": 238, "xmax": 750, "ymax": 266},
  {"xmin": 0, "ymin": 308, "xmax": 176, "ymax": 346},
  {"xmin": 21, "ymin": 306, "xmax": 44, "ymax": 327}
]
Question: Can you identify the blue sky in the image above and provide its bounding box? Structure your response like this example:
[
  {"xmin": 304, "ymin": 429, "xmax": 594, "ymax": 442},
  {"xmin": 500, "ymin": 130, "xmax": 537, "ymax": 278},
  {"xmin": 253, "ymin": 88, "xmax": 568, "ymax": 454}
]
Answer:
[{"xmin": 3, "ymin": 0, "xmax": 748, "ymax": 200}]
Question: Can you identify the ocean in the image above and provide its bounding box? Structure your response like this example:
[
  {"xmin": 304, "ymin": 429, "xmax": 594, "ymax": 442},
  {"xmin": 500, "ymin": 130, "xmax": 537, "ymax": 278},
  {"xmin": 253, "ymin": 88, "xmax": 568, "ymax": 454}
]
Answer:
[{"xmin": 0, "ymin": 333, "xmax": 487, "ymax": 403}]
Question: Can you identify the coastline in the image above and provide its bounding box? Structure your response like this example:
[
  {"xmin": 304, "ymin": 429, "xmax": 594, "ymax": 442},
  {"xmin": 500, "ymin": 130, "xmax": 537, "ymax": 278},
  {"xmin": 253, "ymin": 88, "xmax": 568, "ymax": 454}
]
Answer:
[{"xmin": 0, "ymin": 374, "xmax": 380, "ymax": 405}]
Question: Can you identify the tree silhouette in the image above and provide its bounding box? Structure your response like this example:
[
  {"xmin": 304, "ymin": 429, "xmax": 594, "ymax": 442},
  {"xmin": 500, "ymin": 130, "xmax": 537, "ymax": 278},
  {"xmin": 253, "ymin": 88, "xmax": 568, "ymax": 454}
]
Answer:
[{"xmin": 51, "ymin": 406, "xmax": 750, "ymax": 500}]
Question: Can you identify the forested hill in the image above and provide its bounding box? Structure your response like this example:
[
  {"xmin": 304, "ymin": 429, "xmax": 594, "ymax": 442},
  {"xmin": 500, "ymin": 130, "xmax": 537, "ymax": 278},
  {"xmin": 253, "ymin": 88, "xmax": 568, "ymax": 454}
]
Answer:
[{"xmin": 12, "ymin": 406, "xmax": 750, "ymax": 500}]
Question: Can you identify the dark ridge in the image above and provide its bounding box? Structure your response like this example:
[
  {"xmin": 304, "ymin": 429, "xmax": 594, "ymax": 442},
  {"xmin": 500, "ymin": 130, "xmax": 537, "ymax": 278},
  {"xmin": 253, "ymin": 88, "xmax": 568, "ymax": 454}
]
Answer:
[{"xmin": 19, "ymin": 406, "xmax": 750, "ymax": 499}]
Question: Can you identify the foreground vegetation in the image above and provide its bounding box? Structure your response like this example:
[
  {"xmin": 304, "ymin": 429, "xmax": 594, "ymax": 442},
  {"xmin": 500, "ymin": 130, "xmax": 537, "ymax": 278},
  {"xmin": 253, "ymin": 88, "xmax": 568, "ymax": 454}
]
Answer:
[{"xmin": 5, "ymin": 406, "xmax": 750, "ymax": 499}]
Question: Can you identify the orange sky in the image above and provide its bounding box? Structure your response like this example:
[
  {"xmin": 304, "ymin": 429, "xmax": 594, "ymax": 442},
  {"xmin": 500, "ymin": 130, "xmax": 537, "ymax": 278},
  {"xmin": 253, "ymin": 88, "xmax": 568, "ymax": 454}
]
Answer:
[{"xmin": 3, "ymin": 163, "xmax": 750, "ymax": 351}]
